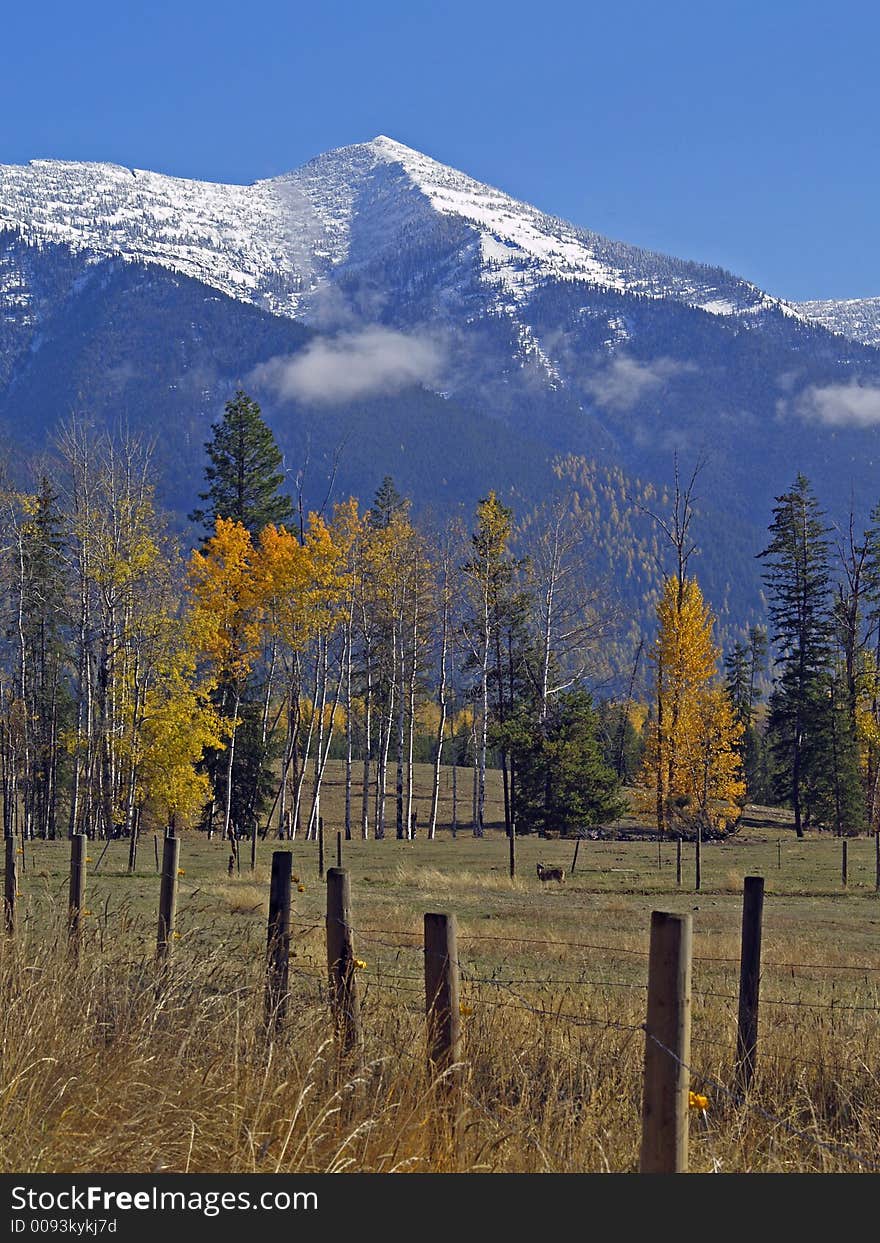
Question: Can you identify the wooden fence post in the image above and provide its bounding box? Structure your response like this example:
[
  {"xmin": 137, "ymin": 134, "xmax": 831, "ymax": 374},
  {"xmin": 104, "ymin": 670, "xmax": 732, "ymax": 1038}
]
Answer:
[
  {"xmin": 424, "ymin": 912, "xmax": 461, "ymax": 1083},
  {"xmin": 734, "ymin": 876, "xmax": 764, "ymax": 1096},
  {"xmin": 326, "ymin": 867, "xmax": 362, "ymax": 1054},
  {"xmin": 265, "ymin": 851, "xmax": 292, "ymax": 1028},
  {"xmin": 318, "ymin": 816, "xmax": 325, "ymax": 879},
  {"xmin": 509, "ymin": 824, "xmax": 516, "ymax": 879},
  {"xmin": 657, "ymin": 833, "xmax": 662, "ymax": 872},
  {"xmin": 676, "ymin": 836, "xmax": 682, "ymax": 888},
  {"xmin": 571, "ymin": 836, "xmax": 580, "ymax": 876},
  {"xmin": 875, "ymin": 829, "xmax": 879, "ymax": 893},
  {"xmin": 777, "ymin": 838, "xmax": 781, "ymax": 870},
  {"xmin": 336, "ymin": 831, "xmax": 343, "ymax": 869},
  {"xmin": 640, "ymin": 910, "xmax": 692, "ymax": 1173},
  {"xmin": 156, "ymin": 835, "xmax": 180, "ymax": 963},
  {"xmin": 154, "ymin": 835, "xmax": 160, "ymax": 872},
  {"xmin": 4, "ymin": 837, "xmax": 17, "ymax": 936},
  {"xmin": 842, "ymin": 838, "xmax": 848, "ymax": 888},
  {"xmin": 68, "ymin": 833, "xmax": 86, "ymax": 957},
  {"xmin": 695, "ymin": 824, "xmax": 702, "ymax": 892}
]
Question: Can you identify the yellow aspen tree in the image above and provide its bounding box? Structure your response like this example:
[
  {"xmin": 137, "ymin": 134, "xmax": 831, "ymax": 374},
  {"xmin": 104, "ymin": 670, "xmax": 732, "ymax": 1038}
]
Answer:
[
  {"xmin": 642, "ymin": 576, "xmax": 745, "ymax": 832},
  {"xmin": 853, "ymin": 649, "xmax": 880, "ymax": 829},
  {"xmin": 460, "ymin": 490, "xmax": 514, "ymax": 837},
  {"xmin": 257, "ymin": 509, "xmax": 350, "ymax": 840},
  {"xmin": 307, "ymin": 501, "xmax": 357, "ymax": 837},
  {"xmin": 682, "ymin": 684, "xmax": 746, "ymax": 830},
  {"xmin": 128, "ymin": 645, "xmax": 224, "ymax": 831},
  {"xmin": 257, "ymin": 520, "xmax": 312, "ymax": 838},
  {"xmin": 188, "ymin": 517, "xmax": 266, "ymax": 839},
  {"xmin": 323, "ymin": 500, "xmax": 367, "ymax": 842}
]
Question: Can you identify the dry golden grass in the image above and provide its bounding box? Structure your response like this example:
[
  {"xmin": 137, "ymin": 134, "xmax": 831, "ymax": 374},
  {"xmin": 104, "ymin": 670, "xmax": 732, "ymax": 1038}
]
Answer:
[
  {"xmin": 205, "ymin": 879, "xmax": 270, "ymax": 916},
  {"xmin": 2, "ymin": 890, "xmax": 879, "ymax": 1174},
  {"xmin": 4, "ymin": 774, "xmax": 880, "ymax": 1174}
]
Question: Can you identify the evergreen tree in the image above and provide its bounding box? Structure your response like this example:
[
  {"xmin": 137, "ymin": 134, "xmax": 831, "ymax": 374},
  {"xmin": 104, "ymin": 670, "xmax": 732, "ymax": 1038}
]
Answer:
[
  {"xmin": 824, "ymin": 530, "xmax": 870, "ymax": 834},
  {"xmin": 758, "ymin": 474, "xmax": 833, "ymax": 837},
  {"xmin": 508, "ymin": 688, "xmax": 626, "ymax": 836},
  {"xmin": 815, "ymin": 671, "xmax": 866, "ymax": 834},
  {"xmin": 725, "ymin": 640, "xmax": 750, "ymax": 721},
  {"xmin": 189, "ymin": 393, "xmax": 292, "ymax": 838},
  {"xmin": 595, "ymin": 698, "xmax": 645, "ymax": 783},
  {"xmin": 369, "ymin": 475, "xmax": 406, "ymax": 530},
  {"xmin": 190, "ymin": 390, "xmax": 293, "ymax": 538}
]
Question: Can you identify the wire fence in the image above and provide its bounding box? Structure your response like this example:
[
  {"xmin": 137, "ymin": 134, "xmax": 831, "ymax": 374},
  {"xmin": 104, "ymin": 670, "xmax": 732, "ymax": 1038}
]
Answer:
[{"xmin": 4, "ymin": 838, "xmax": 880, "ymax": 1174}]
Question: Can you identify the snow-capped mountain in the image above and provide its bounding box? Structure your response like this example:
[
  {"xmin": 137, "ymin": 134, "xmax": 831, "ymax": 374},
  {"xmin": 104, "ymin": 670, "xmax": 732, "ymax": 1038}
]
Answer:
[
  {"xmin": 5, "ymin": 135, "xmax": 880, "ymax": 641},
  {"xmin": 797, "ymin": 297, "xmax": 880, "ymax": 349},
  {"xmin": 0, "ymin": 135, "xmax": 803, "ymax": 336}
]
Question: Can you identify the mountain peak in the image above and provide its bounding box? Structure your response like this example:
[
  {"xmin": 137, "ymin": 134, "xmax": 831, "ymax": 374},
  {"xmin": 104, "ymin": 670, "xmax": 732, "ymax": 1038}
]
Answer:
[
  {"xmin": 368, "ymin": 134, "xmax": 418, "ymax": 154},
  {"xmin": 0, "ymin": 136, "xmax": 804, "ymax": 332}
]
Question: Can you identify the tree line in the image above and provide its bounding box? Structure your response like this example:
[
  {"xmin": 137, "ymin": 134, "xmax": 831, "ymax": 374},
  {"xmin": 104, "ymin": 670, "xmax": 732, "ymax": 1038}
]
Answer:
[
  {"xmin": 0, "ymin": 392, "xmax": 631, "ymax": 852},
  {"xmin": 0, "ymin": 393, "xmax": 874, "ymax": 849}
]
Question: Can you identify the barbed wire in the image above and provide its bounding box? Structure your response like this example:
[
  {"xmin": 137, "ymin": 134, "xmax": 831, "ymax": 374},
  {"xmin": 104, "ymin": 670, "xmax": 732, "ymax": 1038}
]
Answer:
[
  {"xmin": 350, "ymin": 947, "xmax": 880, "ymax": 1014},
  {"xmin": 350, "ymin": 926, "xmax": 880, "ymax": 977},
  {"xmin": 10, "ymin": 848, "xmax": 880, "ymax": 1172},
  {"xmin": 644, "ymin": 1028, "xmax": 880, "ymax": 1173},
  {"xmin": 688, "ymin": 1031, "xmax": 879, "ymax": 1078}
]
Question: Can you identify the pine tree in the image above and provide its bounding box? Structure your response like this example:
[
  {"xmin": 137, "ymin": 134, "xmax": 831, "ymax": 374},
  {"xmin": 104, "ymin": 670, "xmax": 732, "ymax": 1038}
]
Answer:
[
  {"xmin": 758, "ymin": 474, "xmax": 832, "ymax": 837},
  {"xmin": 190, "ymin": 390, "xmax": 293, "ymax": 538},
  {"xmin": 509, "ymin": 688, "xmax": 626, "ymax": 836},
  {"xmin": 826, "ymin": 526, "xmax": 870, "ymax": 834},
  {"xmin": 368, "ymin": 476, "xmax": 406, "ymax": 530},
  {"xmin": 818, "ymin": 671, "xmax": 866, "ymax": 835}
]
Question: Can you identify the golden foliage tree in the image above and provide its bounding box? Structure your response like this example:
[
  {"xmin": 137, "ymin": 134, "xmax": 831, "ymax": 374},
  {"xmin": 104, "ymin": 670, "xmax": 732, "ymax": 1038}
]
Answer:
[
  {"xmin": 188, "ymin": 517, "xmax": 268, "ymax": 838},
  {"xmin": 643, "ymin": 576, "xmax": 745, "ymax": 832}
]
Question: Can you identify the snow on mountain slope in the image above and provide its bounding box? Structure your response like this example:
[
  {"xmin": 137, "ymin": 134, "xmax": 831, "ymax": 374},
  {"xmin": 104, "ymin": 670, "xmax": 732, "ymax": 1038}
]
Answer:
[
  {"xmin": 0, "ymin": 136, "xmax": 805, "ymax": 332},
  {"xmin": 797, "ymin": 297, "xmax": 880, "ymax": 349},
  {"xmin": 0, "ymin": 159, "xmax": 310, "ymax": 315}
]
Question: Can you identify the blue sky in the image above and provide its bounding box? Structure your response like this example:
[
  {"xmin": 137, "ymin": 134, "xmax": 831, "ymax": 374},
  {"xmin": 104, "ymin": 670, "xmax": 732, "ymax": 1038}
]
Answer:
[{"xmin": 1, "ymin": 0, "xmax": 878, "ymax": 300}]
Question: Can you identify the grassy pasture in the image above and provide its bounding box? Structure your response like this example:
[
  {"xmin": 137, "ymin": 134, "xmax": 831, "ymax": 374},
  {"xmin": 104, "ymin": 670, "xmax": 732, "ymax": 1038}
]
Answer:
[{"xmin": 3, "ymin": 762, "xmax": 880, "ymax": 1174}]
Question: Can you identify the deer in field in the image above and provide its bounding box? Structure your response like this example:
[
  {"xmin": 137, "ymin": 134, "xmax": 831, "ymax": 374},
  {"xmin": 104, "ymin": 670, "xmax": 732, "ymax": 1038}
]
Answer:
[{"xmin": 536, "ymin": 861, "xmax": 565, "ymax": 883}]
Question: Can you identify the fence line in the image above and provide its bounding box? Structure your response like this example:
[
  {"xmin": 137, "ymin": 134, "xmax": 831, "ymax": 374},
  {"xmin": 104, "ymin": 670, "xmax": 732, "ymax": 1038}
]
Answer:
[
  {"xmin": 4, "ymin": 844, "xmax": 880, "ymax": 1172},
  {"xmin": 353, "ymin": 925, "xmax": 880, "ymax": 975}
]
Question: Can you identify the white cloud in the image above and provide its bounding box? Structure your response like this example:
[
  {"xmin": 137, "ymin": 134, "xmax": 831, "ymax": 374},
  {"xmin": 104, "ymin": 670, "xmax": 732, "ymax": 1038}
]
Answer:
[
  {"xmin": 251, "ymin": 326, "xmax": 444, "ymax": 405},
  {"xmin": 584, "ymin": 356, "xmax": 694, "ymax": 411},
  {"xmin": 788, "ymin": 380, "xmax": 880, "ymax": 428}
]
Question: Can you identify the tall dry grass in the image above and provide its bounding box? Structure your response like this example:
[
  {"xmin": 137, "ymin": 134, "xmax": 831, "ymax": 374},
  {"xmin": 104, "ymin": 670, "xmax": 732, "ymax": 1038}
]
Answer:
[{"xmin": 2, "ymin": 904, "xmax": 879, "ymax": 1173}]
